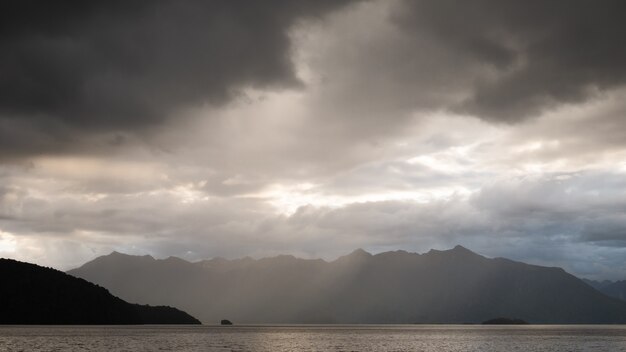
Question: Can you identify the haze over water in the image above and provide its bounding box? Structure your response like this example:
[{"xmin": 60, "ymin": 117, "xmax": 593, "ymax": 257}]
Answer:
[{"xmin": 2, "ymin": 325, "xmax": 626, "ymax": 352}]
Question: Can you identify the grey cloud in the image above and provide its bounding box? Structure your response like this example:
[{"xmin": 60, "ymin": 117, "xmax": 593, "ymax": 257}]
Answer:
[
  {"xmin": 508, "ymin": 90, "xmax": 626, "ymax": 166},
  {"xmin": 287, "ymin": 172, "xmax": 626, "ymax": 279},
  {"xmin": 393, "ymin": 0, "xmax": 626, "ymax": 121},
  {"xmin": 298, "ymin": 1, "xmax": 479, "ymax": 133},
  {"xmin": 2, "ymin": 0, "xmax": 625, "ymax": 165},
  {"xmin": 5, "ymin": 165, "xmax": 626, "ymax": 278},
  {"xmin": 0, "ymin": 0, "xmax": 354, "ymax": 156},
  {"xmin": 300, "ymin": 0, "xmax": 626, "ymax": 130},
  {"xmin": 471, "ymin": 173, "xmax": 626, "ymax": 247}
]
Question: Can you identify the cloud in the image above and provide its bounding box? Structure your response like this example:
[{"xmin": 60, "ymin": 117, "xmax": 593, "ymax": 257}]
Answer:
[
  {"xmin": 4, "ymin": 0, "xmax": 626, "ymax": 163},
  {"xmin": 0, "ymin": 0, "xmax": 355, "ymax": 157},
  {"xmin": 392, "ymin": 0, "xmax": 626, "ymax": 121},
  {"xmin": 295, "ymin": 0, "xmax": 626, "ymax": 126},
  {"xmin": 3, "ymin": 157, "xmax": 626, "ymax": 279}
]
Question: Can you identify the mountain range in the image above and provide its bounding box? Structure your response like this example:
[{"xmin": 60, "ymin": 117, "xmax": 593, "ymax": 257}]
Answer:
[
  {"xmin": 0, "ymin": 258, "xmax": 200, "ymax": 324},
  {"xmin": 68, "ymin": 246, "xmax": 626, "ymax": 324}
]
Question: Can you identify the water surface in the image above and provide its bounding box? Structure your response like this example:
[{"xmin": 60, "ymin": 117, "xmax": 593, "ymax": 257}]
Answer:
[{"xmin": 1, "ymin": 325, "xmax": 626, "ymax": 351}]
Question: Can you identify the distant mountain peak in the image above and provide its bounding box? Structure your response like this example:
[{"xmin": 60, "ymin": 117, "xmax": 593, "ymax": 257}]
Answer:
[
  {"xmin": 348, "ymin": 248, "xmax": 372, "ymax": 258},
  {"xmin": 334, "ymin": 248, "xmax": 372, "ymax": 263},
  {"xmin": 164, "ymin": 256, "xmax": 188, "ymax": 263},
  {"xmin": 108, "ymin": 251, "xmax": 155, "ymax": 260},
  {"xmin": 107, "ymin": 251, "xmax": 153, "ymax": 259},
  {"xmin": 451, "ymin": 245, "xmax": 474, "ymax": 253},
  {"xmin": 425, "ymin": 245, "xmax": 482, "ymax": 259}
]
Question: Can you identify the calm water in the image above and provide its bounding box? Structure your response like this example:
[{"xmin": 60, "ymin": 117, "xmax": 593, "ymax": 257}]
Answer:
[{"xmin": 1, "ymin": 325, "xmax": 626, "ymax": 351}]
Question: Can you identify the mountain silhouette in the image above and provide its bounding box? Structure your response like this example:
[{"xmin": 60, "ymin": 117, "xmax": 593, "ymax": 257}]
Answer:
[
  {"xmin": 68, "ymin": 246, "xmax": 626, "ymax": 324},
  {"xmin": 0, "ymin": 258, "xmax": 200, "ymax": 324},
  {"xmin": 585, "ymin": 279, "xmax": 626, "ymax": 301}
]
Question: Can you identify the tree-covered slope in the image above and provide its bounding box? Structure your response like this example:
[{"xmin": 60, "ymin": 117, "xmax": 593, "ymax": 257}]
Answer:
[{"xmin": 0, "ymin": 258, "xmax": 200, "ymax": 324}]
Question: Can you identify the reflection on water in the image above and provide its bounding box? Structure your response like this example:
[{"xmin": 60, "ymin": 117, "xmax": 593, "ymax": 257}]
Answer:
[{"xmin": 1, "ymin": 325, "xmax": 626, "ymax": 351}]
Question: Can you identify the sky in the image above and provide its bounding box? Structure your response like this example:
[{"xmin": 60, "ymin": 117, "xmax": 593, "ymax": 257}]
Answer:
[{"xmin": 1, "ymin": 0, "xmax": 626, "ymax": 279}]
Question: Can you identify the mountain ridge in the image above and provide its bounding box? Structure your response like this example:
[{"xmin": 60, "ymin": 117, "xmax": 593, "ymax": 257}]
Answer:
[{"xmin": 68, "ymin": 246, "xmax": 626, "ymax": 324}]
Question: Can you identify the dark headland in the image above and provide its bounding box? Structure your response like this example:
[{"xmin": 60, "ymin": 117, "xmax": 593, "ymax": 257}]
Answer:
[
  {"xmin": 584, "ymin": 279, "xmax": 626, "ymax": 301},
  {"xmin": 0, "ymin": 258, "xmax": 201, "ymax": 324}
]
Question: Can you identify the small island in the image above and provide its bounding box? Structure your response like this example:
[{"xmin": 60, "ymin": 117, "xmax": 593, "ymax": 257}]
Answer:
[
  {"xmin": 220, "ymin": 319, "xmax": 233, "ymax": 325},
  {"xmin": 482, "ymin": 317, "xmax": 529, "ymax": 325}
]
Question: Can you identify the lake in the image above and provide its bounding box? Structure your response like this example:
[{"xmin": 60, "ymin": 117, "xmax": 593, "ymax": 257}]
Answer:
[{"xmin": 1, "ymin": 325, "xmax": 626, "ymax": 351}]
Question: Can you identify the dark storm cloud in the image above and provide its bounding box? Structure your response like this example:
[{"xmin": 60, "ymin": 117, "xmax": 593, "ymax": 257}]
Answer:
[
  {"xmin": 393, "ymin": 0, "xmax": 626, "ymax": 121},
  {"xmin": 0, "ymin": 0, "xmax": 353, "ymax": 155}
]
